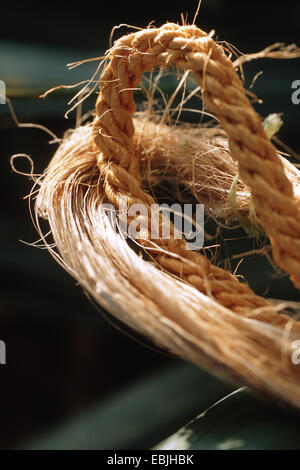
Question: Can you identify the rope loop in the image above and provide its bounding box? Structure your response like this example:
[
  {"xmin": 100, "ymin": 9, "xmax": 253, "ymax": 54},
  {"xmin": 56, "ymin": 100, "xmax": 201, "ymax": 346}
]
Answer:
[{"xmin": 92, "ymin": 23, "xmax": 300, "ymax": 316}]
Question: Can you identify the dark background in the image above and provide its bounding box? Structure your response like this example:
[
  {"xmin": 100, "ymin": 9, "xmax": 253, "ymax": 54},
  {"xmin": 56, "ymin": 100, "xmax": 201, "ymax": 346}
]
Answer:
[{"xmin": 0, "ymin": 0, "xmax": 300, "ymax": 449}]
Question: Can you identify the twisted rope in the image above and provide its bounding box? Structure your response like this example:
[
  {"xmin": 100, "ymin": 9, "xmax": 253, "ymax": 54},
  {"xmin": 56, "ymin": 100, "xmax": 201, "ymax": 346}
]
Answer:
[{"xmin": 92, "ymin": 23, "xmax": 300, "ymax": 322}]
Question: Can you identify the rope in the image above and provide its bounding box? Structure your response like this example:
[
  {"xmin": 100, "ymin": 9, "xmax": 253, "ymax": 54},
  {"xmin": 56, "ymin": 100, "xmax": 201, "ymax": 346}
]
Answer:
[{"xmin": 92, "ymin": 23, "xmax": 300, "ymax": 324}]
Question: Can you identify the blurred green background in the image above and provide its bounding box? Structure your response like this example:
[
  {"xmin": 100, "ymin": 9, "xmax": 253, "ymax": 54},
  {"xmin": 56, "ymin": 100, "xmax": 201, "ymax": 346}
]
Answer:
[{"xmin": 1, "ymin": 0, "xmax": 300, "ymax": 450}]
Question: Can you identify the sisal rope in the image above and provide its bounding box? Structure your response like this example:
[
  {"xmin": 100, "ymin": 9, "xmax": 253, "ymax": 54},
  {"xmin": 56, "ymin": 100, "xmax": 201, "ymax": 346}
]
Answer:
[
  {"xmin": 92, "ymin": 23, "xmax": 300, "ymax": 325},
  {"xmin": 28, "ymin": 22, "xmax": 300, "ymax": 408}
]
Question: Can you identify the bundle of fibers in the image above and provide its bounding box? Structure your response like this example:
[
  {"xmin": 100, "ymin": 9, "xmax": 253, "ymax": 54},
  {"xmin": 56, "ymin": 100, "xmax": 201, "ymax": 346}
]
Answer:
[
  {"xmin": 135, "ymin": 117, "xmax": 300, "ymax": 224},
  {"xmin": 33, "ymin": 23, "xmax": 300, "ymax": 409}
]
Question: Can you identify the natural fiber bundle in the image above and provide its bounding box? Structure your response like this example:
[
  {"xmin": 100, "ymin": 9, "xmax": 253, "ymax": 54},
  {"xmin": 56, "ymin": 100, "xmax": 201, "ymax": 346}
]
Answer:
[
  {"xmin": 32, "ymin": 23, "xmax": 300, "ymax": 408},
  {"xmin": 134, "ymin": 117, "xmax": 300, "ymax": 223}
]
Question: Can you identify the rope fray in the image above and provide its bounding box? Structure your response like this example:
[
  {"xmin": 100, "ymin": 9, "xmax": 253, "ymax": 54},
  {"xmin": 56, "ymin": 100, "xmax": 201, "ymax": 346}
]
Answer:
[
  {"xmin": 93, "ymin": 23, "xmax": 300, "ymax": 307},
  {"xmin": 233, "ymin": 42, "xmax": 300, "ymax": 68}
]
